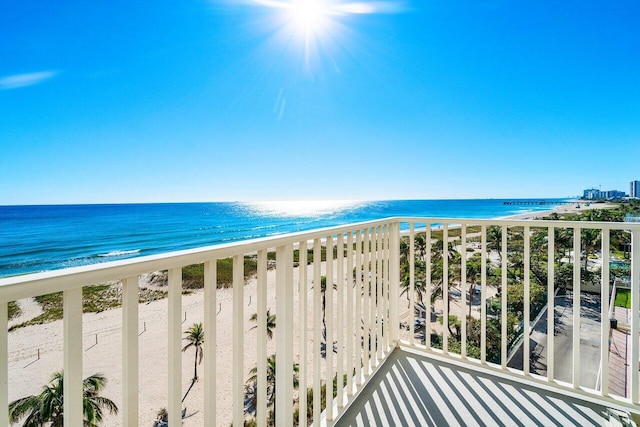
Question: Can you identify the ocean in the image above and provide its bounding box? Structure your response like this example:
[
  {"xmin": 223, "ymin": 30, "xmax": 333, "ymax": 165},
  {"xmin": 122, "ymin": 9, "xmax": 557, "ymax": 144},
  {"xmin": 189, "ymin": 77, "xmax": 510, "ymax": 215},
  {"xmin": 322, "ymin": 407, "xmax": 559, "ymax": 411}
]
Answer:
[{"xmin": 0, "ymin": 199, "xmax": 565, "ymax": 278}]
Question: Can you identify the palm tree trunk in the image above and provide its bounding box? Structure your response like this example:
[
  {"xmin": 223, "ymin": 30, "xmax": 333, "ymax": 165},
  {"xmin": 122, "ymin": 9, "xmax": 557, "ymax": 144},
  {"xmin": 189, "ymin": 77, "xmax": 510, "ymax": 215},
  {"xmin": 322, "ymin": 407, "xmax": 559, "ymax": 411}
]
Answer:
[
  {"xmin": 182, "ymin": 378, "xmax": 197, "ymax": 403},
  {"xmin": 194, "ymin": 348, "xmax": 199, "ymax": 381},
  {"xmin": 182, "ymin": 349, "xmax": 200, "ymax": 403}
]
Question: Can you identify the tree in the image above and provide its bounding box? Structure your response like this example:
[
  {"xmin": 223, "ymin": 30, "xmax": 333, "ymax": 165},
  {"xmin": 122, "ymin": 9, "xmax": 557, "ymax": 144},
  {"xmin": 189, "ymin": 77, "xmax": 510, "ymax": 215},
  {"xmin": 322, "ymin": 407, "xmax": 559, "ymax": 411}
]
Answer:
[
  {"xmin": 581, "ymin": 228, "xmax": 601, "ymax": 269},
  {"xmin": 554, "ymin": 228, "xmax": 573, "ymax": 259},
  {"xmin": 486, "ymin": 226, "xmax": 503, "ymax": 261},
  {"xmin": 399, "ymin": 239, "xmax": 410, "ymax": 264},
  {"xmin": 464, "ymin": 254, "xmax": 482, "ymax": 318},
  {"xmin": 9, "ymin": 371, "xmax": 118, "ymax": 427},
  {"xmin": 181, "ymin": 322, "xmax": 204, "ymax": 402},
  {"xmin": 250, "ymin": 309, "xmax": 277, "ymax": 340},
  {"xmin": 315, "ymin": 276, "xmax": 336, "ymax": 336},
  {"xmin": 414, "ymin": 234, "xmax": 428, "ymax": 261},
  {"xmin": 245, "ymin": 355, "xmax": 299, "ymax": 423},
  {"xmin": 400, "ymin": 260, "xmax": 427, "ymax": 304}
]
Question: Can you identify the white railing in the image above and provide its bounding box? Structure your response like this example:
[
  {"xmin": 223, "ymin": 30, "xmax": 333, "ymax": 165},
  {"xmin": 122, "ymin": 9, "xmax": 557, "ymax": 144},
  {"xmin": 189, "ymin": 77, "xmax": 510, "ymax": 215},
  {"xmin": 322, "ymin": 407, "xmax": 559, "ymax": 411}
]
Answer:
[
  {"xmin": 1, "ymin": 217, "xmax": 640, "ymax": 426},
  {"xmin": 0, "ymin": 219, "xmax": 399, "ymax": 427},
  {"xmin": 398, "ymin": 217, "xmax": 640, "ymax": 412}
]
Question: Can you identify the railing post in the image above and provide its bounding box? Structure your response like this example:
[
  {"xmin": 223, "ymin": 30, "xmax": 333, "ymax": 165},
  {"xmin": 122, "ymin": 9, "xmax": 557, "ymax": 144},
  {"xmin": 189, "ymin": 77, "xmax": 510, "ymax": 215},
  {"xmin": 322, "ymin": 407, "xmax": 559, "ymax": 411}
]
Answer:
[
  {"xmin": 204, "ymin": 260, "xmax": 217, "ymax": 427},
  {"xmin": 0, "ymin": 301, "xmax": 7, "ymax": 427},
  {"xmin": 326, "ymin": 236, "xmax": 335, "ymax": 420},
  {"xmin": 298, "ymin": 241, "xmax": 308, "ymax": 425},
  {"xmin": 275, "ymin": 244, "xmax": 294, "ymax": 427},
  {"xmin": 256, "ymin": 250, "xmax": 267, "ymax": 427},
  {"xmin": 460, "ymin": 224, "xmax": 467, "ymax": 359},
  {"xmin": 345, "ymin": 233, "xmax": 354, "ymax": 396},
  {"xmin": 64, "ymin": 287, "xmax": 83, "ymax": 427},
  {"xmin": 426, "ymin": 223, "xmax": 432, "ymax": 349},
  {"xmin": 501, "ymin": 226, "xmax": 507, "ymax": 369},
  {"xmin": 480, "ymin": 226, "xmax": 487, "ymax": 363},
  {"xmin": 122, "ymin": 276, "xmax": 139, "ymax": 427},
  {"xmin": 600, "ymin": 230, "xmax": 609, "ymax": 396},
  {"xmin": 631, "ymin": 230, "xmax": 640, "ymax": 403},
  {"xmin": 354, "ymin": 232, "xmax": 363, "ymax": 387},
  {"xmin": 573, "ymin": 227, "xmax": 581, "ymax": 388},
  {"xmin": 547, "ymin": 226, "xmax": 555, "ymax": 382},
  {"xmin": 443, "ymin": 224, "xmax": 449, "ymax": 355},
  {"xmin": 523, "ymin": 226, "xmax": 530, "ymax": 375},
  {"xmin": 167, "ymin": 268, "xmax": 182, "ymax": 427},
  {"xmin": 313, "ymin": 238, "xmax": 322, "ymax": 424},
  {"xmin": 336, "ymin": 233, "xmax": 345, "ymax": 408},
  {"xmin": 390, "ymin": 222, "xmax": 400, "ymax": 346},
  {"xmin": 232, "ymin": 255, "xmax": 244, "ymax": 426},
  {"xmin": 409, "ymin": 223, "xmax": 415, "ymax": 346}
]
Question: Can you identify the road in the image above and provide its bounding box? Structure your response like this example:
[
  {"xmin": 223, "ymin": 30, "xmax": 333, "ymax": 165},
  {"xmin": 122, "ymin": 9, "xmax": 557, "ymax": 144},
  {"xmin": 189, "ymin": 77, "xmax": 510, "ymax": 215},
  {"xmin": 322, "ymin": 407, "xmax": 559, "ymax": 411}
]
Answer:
[{"xmin": 508, "ymin": 292, "xmax": 602, "ymax": 388}]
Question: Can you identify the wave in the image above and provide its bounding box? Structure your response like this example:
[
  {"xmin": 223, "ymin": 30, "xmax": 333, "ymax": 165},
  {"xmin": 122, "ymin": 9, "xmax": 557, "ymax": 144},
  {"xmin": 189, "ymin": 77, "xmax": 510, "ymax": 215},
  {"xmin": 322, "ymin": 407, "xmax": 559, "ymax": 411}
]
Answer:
[{"xmin": 97, "ymin": 249, "xmax": 141, "ymax": 258}]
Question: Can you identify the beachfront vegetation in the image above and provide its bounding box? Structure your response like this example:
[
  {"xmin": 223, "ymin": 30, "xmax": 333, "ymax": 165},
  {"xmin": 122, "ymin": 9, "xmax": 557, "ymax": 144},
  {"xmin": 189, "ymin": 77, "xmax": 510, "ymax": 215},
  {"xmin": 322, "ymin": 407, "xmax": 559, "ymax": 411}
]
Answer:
[
  {"xmin": 244, "ymin": 355, "xmax": 299, "ymax": 425},
  {"xmin": 249, "ymin": 309, "xmax": 276, "ymax": 340},
  {"xmin": 8, "ymin": 301, "xmax": 20, "ymax": 320},
  {"xmin": 8, "ymin": 284, "xmax": 167, "ymax": 331},
  {"xmin": 8, "ymin": 371, "xmax": 118, "ymax": 427}
]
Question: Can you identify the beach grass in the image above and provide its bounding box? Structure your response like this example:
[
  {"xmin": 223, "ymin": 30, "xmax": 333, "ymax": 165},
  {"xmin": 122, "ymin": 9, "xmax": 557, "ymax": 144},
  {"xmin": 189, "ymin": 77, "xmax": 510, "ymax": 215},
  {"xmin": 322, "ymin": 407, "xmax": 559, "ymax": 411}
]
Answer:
[
  {"xmin": 8, "ymin": 301, "xmax": 20, "ymax": 319},
  {"xmin": 8, "ymin": 284, "xmax": 167, "ymax": 331}
]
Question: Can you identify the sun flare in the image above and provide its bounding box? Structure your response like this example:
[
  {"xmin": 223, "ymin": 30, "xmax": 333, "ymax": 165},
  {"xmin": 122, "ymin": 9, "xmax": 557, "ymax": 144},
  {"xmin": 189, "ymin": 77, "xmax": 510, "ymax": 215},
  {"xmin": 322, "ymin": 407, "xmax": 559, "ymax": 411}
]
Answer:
[{"xmin": 289, "ymin": 0, "xmax": 329, "ymax": 34}]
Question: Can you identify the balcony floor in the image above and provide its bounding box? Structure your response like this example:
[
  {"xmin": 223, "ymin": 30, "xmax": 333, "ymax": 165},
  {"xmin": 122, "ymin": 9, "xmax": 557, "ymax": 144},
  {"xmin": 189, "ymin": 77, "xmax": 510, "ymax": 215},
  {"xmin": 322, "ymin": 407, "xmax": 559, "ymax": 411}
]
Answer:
[{"xmin": 335, "ymin": 349, "xmax": 611, "ymax": 427}]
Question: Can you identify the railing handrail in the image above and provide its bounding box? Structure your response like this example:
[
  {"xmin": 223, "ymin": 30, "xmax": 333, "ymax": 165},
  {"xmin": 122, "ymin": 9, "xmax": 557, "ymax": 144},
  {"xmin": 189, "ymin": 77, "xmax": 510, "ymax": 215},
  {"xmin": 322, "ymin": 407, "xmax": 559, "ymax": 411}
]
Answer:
[
  {"xmin": 395, "ymin": 216, "xmax": 640, "ymax": 230},
  {"xmin": 0, "ymin": 217, "xmax": 397, "ymax": 301},
  {"xmin": 3, "ymin": 216, "xmax": 638, "ymax": 302}
]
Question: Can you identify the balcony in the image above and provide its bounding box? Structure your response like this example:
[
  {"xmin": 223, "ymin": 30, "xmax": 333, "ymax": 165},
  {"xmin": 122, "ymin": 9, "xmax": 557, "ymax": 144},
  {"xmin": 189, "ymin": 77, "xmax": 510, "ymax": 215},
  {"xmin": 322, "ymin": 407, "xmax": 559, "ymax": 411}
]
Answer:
[{"xmin": 1, "ymin": 217, "xmax": 639, "ymax": 426}]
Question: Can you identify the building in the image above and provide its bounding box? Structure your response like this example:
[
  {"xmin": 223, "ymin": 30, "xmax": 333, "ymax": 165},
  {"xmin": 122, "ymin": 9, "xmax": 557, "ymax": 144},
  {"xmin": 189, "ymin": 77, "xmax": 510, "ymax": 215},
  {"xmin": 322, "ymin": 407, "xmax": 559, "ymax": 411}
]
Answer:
[
  {"xmin": 583, "ymin": 188, "xmax": 600, "ymax": 199},
  {"xmin": 583, "ymin": 188, "xmax": 627, "ymax": 200},
  {"xmin": 631, "ymin": 180, "xmax": 640, "ymax": 198}
]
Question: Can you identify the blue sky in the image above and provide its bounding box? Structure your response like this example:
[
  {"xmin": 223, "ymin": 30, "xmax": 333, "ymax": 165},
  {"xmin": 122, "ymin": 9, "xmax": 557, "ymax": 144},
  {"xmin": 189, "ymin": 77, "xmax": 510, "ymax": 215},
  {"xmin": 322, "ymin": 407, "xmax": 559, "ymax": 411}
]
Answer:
[{"xmin": 1, "ymin": 0, "xmax": 639, "ymax": 204}]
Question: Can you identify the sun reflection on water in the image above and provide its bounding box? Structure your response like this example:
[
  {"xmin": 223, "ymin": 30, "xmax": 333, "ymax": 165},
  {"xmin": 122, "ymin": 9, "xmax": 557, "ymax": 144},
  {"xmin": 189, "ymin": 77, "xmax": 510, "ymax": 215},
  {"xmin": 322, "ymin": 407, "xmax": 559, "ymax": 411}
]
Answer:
[{"xmin": 246, "ymin": 199, "xmax": 362, "ymax": 217}]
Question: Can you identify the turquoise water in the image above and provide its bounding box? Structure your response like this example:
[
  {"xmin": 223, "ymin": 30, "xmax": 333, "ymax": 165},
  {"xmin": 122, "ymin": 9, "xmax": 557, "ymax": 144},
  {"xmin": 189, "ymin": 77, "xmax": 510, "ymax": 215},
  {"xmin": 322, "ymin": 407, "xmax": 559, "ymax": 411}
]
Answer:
[
  {"xmin": 0, "ymin": 199, "xmax": 564, "ymax": 278},
  {"xmin": 610, "ymin": 261, "xmax": 630, "ymax": 268}
]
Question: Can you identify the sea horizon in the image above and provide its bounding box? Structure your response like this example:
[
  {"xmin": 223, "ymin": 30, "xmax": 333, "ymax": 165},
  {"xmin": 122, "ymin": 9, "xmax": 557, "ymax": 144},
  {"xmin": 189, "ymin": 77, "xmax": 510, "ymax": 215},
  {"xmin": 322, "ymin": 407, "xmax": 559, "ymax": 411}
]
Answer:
[{"xmin": 0, "ymin": 198, "xmax": 571, "ymax": 278}]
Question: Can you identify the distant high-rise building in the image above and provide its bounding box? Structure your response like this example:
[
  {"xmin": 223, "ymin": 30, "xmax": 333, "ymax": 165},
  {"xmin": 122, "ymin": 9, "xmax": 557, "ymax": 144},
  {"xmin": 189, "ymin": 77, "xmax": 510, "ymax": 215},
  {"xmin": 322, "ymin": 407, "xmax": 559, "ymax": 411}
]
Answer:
[
  {"xmin": 583, "ymin": 188, "xmax": 600, "ymax": 199},
  {"xmin": 631, "ymin": 180, "xmax": 640, "ymax": 198},
  {"xmin": 582, "ymin": 188, "xmax": 627, "ymax": 200}
]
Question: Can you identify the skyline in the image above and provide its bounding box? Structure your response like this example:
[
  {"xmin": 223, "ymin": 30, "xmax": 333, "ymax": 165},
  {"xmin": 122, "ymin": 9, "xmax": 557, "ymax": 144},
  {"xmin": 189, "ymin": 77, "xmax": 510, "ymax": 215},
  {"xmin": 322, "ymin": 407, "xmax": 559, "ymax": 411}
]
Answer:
[{"xmin": 1, "ymin": 1, "xmax": 639, "ymax": 204}]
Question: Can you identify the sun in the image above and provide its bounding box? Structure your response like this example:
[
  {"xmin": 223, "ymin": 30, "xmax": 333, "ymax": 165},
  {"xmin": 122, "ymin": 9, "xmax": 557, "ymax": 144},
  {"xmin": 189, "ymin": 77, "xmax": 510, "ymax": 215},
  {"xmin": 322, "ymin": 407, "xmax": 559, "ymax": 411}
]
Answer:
[{"xmin": 288, "ymin": 0, "xmax": 329, "ymax": 35}]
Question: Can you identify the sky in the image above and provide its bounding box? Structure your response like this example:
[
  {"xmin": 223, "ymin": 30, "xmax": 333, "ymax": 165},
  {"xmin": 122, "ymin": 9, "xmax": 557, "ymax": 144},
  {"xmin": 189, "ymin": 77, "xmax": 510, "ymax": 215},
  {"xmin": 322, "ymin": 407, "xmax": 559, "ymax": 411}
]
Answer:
[{"xmin": 1, "ymin": 0, "xmax": 639, "ymax": 204}]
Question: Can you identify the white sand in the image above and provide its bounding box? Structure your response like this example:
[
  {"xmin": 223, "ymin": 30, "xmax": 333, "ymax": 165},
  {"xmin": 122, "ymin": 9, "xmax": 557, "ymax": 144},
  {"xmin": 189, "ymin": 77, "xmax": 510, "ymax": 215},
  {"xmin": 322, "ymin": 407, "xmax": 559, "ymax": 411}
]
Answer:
[{"xmin": 8, "ymin": 260, "xmax": 346, "ymax": 426}]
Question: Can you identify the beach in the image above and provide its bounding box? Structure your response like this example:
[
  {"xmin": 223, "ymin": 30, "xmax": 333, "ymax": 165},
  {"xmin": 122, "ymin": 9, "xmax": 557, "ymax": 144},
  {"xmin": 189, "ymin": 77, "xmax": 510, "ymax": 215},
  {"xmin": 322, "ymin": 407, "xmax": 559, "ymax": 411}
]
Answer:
[
  {"xmin": 5, "ymin": 201, "xmax": 616, "ymax": 426},
  {"xmin": 8, "ymin": 260, "xmax": 343, "ymax": 426}
]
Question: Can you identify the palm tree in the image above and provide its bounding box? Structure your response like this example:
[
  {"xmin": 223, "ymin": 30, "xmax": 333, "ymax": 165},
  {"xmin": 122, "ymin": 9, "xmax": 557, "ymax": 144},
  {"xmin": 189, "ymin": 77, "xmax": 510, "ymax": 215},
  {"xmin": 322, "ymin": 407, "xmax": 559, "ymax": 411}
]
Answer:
[
  {"xmin": 414, "ymin": 234, "xmax": 428, "ymax": 261},
  {"xmin": 9, "ymin": 371, "xmax": 118, "ymax": 427},
  {"xmin": 399, "ymin": 260, "xmax": 427, "ymax": 305},
  {"xmin": 555, "ymin": 228, "xmax": 573, "ymax": 260},
  {"xmin": 486, "ymin": 226, "xmax": 503, "ymax": 261},
  {"xmin": 181, "ymin": 322, "xmax": 204, "ymax": 402},
  {"xmin": 465, "ymin": 255, "xmax": 482, "ymax": 318},
  {"xmin": 581, "ymin": 228, "xmax": 601, "ymax": 269},
  {"xmin": 244, "ymin": 355, "xmax": 299, "ymax": 422},
  {"xmin": 314, "ymin": 276, "xmax": 336, "ymax": 336},
  {"xmin": 250, "ymin": 309, "xmax": 277, "ymax": 340},
  {"xmin": 399, "ymin": 239, "xmax": 410, "ymax": 264}
]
